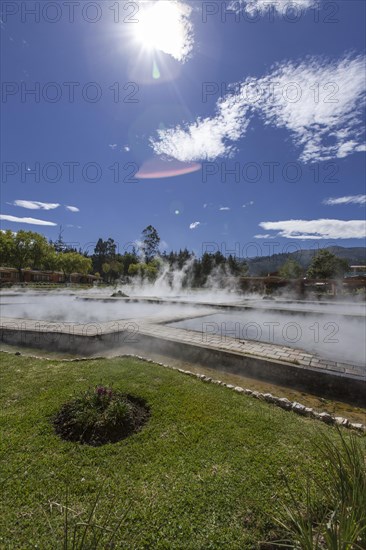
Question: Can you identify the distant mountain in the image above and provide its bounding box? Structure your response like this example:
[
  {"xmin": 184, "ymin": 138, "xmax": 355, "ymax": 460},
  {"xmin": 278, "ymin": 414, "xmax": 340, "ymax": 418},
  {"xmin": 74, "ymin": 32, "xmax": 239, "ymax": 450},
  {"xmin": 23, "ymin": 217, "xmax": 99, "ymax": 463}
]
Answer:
[{"xmin": 246, "ymin": 247, "xmax": 366, "ymax": 276}]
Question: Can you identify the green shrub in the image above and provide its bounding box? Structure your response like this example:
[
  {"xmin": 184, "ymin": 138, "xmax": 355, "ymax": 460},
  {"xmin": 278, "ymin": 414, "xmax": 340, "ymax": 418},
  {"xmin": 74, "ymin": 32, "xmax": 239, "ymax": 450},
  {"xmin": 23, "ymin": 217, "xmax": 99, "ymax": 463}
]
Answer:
[{"xmin": 53, "ymin": 386, "xmax": 150, "ymax": 446}]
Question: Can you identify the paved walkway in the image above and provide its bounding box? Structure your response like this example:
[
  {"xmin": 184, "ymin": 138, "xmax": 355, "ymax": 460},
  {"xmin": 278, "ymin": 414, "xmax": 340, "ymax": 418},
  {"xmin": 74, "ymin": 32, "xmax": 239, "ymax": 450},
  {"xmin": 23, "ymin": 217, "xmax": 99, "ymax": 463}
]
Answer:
[
  {"xmin": 137, "ymin": 317, "xmax": 365, "ymax": 379},
  {"xmin": 1, "ymin": 312, "xmax": 365, "ymax": 381}
]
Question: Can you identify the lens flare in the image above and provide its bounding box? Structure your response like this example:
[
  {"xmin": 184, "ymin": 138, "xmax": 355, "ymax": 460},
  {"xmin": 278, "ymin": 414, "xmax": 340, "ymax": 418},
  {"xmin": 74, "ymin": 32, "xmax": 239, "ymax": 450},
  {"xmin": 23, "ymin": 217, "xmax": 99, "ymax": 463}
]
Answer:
[{"xmin": 136, "ymin": 157, "xmax": 201, "ymax": 179}]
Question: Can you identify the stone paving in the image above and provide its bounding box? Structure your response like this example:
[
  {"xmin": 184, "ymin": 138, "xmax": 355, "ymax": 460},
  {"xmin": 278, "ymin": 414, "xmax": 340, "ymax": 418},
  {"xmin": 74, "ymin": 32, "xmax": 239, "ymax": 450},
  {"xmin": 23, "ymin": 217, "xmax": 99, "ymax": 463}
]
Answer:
[
  {"xmin": 1, "ymin": 311, "xmax": 365, "ymax": 381},
  {"xmin": 137, "ymin": 316, "xmax": 366, "ymax": 380}
]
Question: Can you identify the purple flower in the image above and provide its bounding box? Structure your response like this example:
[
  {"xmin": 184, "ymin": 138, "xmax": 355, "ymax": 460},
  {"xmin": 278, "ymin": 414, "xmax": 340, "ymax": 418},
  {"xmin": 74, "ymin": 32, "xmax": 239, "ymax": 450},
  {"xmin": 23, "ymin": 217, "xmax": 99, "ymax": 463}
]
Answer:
[{"xmin": 96, "ymin": 386, "xmax": 113, "ymax": 398}]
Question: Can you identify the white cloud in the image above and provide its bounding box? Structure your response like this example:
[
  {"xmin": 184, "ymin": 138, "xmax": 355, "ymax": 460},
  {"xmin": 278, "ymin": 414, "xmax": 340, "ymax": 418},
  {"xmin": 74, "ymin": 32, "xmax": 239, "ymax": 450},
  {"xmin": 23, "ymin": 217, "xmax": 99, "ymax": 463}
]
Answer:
[
  {"xmin": 0, "ymin": 214, "xmax": 57, "ymax": 226},
  {"xmin": 259, "ymin": 219, "xmax": 366, "ymax": 240},
  {"xmin": 189, "ymin": 221, "xmax": 201, "ymax": 229},
  {"xmin": 219, "ymin": 206, "xmax": 230, "ymax": 211},
  {"xmin": 65, "ymin": 205, "xmax": 80, "ymax": 212},
  {"xmin": 109, "ymin": 144, "xmax": 117, "ymax": 150},
  {"xmin": 151, "ymin": 53, "xmax": 365, "ymax": 163},
  {"xmin": 229, "ymin": 0, "xmax": 316, "ymax": 15},
  {"xmin": 123, "ymin": 145, "xmax": 130, "ymax": 152},
  {"xmin": 151, "ymin": 86, "xmax": 251, "ymax": 161},
  {"xmin": 242, "ymin": 201, "xmax": 254, "ymax": 208},
  {"xmin": 12, "ymin": 200, "xmax": 60, "ymax": 210},
  {"xmin": 254, "ymin": 234, "xmax": 273, "ymax": 239},
  {"xmin": 323, "ymin": 195, "xmax": 366, "ymax": 206},
  {"xmin": 258, "ymin": 55, "xmax": 366, "ymax": 162}
]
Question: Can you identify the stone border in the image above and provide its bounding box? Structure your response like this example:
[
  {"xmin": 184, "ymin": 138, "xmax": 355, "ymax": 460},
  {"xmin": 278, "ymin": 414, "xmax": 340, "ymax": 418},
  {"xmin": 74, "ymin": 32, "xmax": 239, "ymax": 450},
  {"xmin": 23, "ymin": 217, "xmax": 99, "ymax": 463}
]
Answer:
[{"xmin": 2, "ymin": 350, "xmax": 365, "ymax": 434}]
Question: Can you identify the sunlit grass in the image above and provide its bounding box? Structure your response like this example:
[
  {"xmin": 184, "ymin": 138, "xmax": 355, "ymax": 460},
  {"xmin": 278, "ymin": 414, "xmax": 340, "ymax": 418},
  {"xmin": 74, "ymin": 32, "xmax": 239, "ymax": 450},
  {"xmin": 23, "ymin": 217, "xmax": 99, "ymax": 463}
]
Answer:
[{"xmin": 0, "ymin": 353, "xmax": 364, "ymax": 548}]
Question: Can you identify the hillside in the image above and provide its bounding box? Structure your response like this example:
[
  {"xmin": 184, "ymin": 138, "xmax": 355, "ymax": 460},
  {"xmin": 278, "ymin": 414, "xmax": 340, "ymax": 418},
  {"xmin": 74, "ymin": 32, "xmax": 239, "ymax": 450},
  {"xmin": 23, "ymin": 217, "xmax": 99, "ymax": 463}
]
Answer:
[{"xmin": 247, "ymin": 246, "xmax": 366, "ymax": 276}]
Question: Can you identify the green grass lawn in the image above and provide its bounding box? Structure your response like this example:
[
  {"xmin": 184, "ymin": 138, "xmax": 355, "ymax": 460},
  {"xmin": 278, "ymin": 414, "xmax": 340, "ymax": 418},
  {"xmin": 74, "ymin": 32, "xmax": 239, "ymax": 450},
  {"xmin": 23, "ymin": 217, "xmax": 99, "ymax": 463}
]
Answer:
[{"xmin": 0, "ymin": 353, "xmax": 363, "ymax": 549}]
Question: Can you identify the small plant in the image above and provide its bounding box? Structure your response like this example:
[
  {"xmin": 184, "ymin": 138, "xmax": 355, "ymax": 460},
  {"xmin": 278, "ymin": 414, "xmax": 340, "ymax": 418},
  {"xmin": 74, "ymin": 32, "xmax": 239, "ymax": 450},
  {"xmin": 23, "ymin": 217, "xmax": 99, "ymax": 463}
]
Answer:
[
  {"xmin": 43, "ymin": 485, "xmax": 130, "ymax": 549},
  {"xmin": 53, "ymin": 386, "xmax": 149, "ymax": 446},
  {"xmin": 271, "ymin": 428, "xmax": 366, "ymax": 549}
]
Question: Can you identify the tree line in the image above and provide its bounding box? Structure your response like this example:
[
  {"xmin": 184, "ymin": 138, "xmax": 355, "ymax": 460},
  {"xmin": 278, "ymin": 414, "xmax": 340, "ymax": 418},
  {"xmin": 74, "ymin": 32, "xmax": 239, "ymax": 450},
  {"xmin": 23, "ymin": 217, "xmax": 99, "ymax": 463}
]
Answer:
[
  {"xmin": 0, "ymin": 229, "xmax": 91, "ymax": 282},
  {"xmin": 0, "ymin": 225, "xmax": 351, "ymax": 285},
  {"xmin": 90, "ymin": 226, "xmax": 248, "ymax": 286}
]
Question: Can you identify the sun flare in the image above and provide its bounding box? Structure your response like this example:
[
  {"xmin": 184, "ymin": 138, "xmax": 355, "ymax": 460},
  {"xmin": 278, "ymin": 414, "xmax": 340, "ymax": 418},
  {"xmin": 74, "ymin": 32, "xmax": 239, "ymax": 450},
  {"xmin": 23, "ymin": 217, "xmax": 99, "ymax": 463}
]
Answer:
[{"xmin": 133, "ymin": 1, "xmax": 193, "ymax": 62}]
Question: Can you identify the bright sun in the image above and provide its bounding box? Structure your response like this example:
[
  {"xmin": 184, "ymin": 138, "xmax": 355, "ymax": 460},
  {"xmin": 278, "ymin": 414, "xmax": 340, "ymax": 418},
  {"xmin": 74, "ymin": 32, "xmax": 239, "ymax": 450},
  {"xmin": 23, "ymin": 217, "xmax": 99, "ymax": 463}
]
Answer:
[{"xmin": 133, "ymin": 1, "xmax": 193, "ymax": 62}]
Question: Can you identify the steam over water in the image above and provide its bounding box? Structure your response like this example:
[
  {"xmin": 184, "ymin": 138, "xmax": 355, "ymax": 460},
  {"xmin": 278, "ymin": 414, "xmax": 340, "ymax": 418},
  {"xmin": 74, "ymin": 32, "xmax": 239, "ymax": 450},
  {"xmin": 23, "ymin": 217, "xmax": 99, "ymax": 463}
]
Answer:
[
  {"xmin": 1, "ymin": 290, "xmax": 365, "ymax": 367},
  {"xmin": 0, "ymin": 294, "xmax": 205, "ymax": 323}
]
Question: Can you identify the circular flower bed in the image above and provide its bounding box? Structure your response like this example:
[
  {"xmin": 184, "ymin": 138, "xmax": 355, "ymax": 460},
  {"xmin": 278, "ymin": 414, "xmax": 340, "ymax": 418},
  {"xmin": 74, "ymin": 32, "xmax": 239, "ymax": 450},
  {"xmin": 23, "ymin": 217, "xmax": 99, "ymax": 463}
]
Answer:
[{"xmin": 53, "ymin": 386, "xmax": 150, "ymax": 446}]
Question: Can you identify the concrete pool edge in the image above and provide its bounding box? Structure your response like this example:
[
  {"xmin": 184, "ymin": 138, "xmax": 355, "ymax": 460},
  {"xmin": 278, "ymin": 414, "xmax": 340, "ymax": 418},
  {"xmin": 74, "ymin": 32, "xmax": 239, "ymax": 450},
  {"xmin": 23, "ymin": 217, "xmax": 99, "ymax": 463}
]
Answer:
[
  {"xmin": 78, "ymin": 295, "xmax": 366, "ymax": 318},
  {"xmin": 1, "ymin": 349, "xmax": 365, "ymax": 434},
  {"xmin": 1, "ymin": 315, "xmax": 365, "ymax": 408}
]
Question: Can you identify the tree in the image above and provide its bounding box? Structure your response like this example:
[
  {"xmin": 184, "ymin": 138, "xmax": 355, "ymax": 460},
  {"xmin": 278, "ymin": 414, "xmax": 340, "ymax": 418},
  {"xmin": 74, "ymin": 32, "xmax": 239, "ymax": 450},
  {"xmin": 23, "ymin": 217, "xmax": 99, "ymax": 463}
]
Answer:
[
  {"xmin": 128, "ymin": 262, "xmax": 158, "ymax": 281},
  {"xmin": 51, "ymin": 225, "xmax": 67, "ymax": 253},
  {"xmin": 102, "ymin": 260, "xmax": 123, "ymax": 283},
  {"xmin": 4, "ymin": 230, "xmax": 53, "ymax": 281},
  {"xmin": 92, "ymin": 238, "xmax": 117, "ymax": 274},
  {"xmin": 227, "ymin": 255, "xmax": 248, "ymax": 276},
  {"xmin": 201, "ymin": 252, "xmax": 213, "ymax": 277},
  {"xmin": 58, "ymin": 252, "xmax": 92, "ymax": 282},
  {"xmin": 121, "ymin": 251, "xmax": 139, "ymax": 277},
  {"xmin": 279, "ymin": 259, "xmax": 303, "ymax": 279},
  {"xmin": 141, "ymin": 226, "xmax": 160, "ymax": 263},
  {"xmin": 306, "ymin": 250, "xmax": 349, "ymax": 279},
  {"xmin": 0, "ymin": 230, "xmax": 15, "ymax": 266},
  {"xmin": 43, "ymin": 249, "xmax": 60, "ymax": 271},
  {"xmin": 102, "ymin": 262, "xmax": 111, "ymax": 279}
]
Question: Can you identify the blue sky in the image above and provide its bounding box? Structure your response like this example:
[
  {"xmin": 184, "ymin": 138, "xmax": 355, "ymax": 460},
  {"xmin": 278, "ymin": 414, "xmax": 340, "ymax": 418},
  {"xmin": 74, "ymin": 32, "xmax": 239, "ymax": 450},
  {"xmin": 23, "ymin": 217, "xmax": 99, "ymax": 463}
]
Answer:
[{"xmin": 1, "ymin": 0, "xmax": 365, "ymax": 257}]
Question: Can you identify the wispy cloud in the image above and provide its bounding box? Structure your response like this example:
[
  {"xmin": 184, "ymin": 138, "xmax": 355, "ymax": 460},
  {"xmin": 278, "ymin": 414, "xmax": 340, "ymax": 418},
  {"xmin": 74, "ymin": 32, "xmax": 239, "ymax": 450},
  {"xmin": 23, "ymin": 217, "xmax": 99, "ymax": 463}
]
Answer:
[
  {"xmin": 8, "ymin": 200, "xmax": 81, "ymax": 214},
  {"xmin": 0, "ymin": 214, "xmax": 57, "ymax": 226},
  {"xmin": 151, "ymin": 114, "xmax": 248, "ymax": 162},
  {"xmin": 258, "ymin": 54, "xmax": 366, "ymax": 162},
  {"xmin": 229, "ymin": 0, "xmax": 316, "ymax": 15},
  {"xmin": 11, "ymin": 200, "xmax": 60, "ymax": 210},
  {"xmin": 189, "ymin": 221, "xmax": 201, "ymax": 229},
  {"xmin": 109, "ymin": 144, "xmax": 118, "ymax": 150},
  {"xmin": 254, "ymin": 234, "xmax": 274, "ymax": 239},
  {"xmin": 219, "ymin": 206, "xmax": 230, "ymax": 211},
  {"xmin": 151, "ymin": 90, "xmax": 251, "ymax": 161},
  {"xmin": 323, "ymin": 195, "xmax": 366, "ymax": 206},
  {"xmin": 151, "ymin": 53, "xmax": 365, "ymax": 163},
  {"xmin": 242, "ymin": 201, "xmax": 254, "ymax": 208},
  {"xmin": 259, "ymin": 219, "xmax": 366, "ymax": 240}
]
